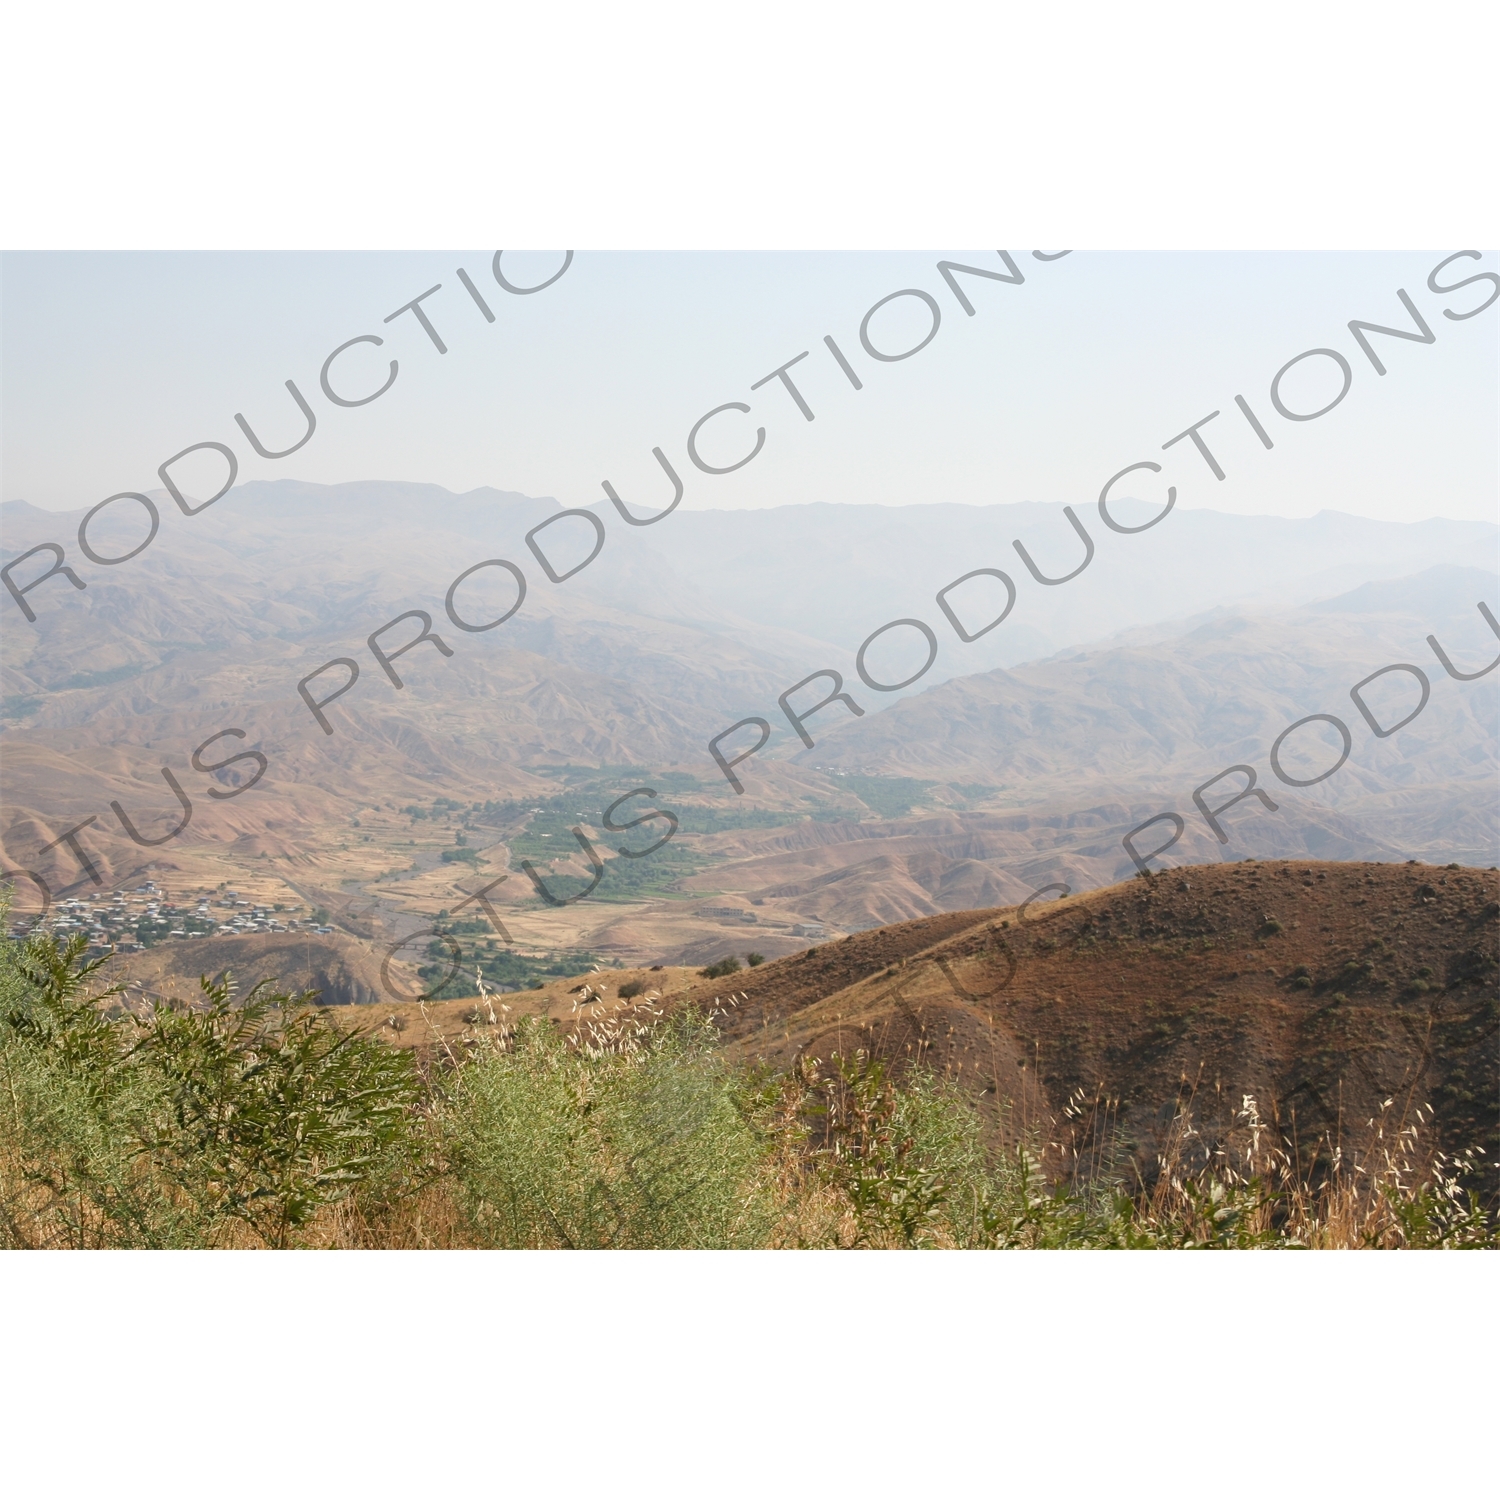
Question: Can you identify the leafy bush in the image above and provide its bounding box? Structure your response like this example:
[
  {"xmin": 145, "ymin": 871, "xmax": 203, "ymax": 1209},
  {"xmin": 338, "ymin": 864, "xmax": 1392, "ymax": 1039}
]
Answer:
[
  {"xmin": 618, "ymin": 980, "xmax": 645, "ymax": 999},
  {"xmin": 440, "ymin": 1013, "xmax": 774, "ymax": 1249},
  {"xmin": 746, "ymin": 952, "xmax": 765, "ymax": 967},
  {"xmin": 699, "ymin": 956, "xmax": 741, "ymax": 979},
  {"xmin": 1, "ymin": 931, "xmax": 422, "ymax": 1249},
  {"xmin": 133, "ymin": 978, "xmax": 422, "ymax": 1246}
]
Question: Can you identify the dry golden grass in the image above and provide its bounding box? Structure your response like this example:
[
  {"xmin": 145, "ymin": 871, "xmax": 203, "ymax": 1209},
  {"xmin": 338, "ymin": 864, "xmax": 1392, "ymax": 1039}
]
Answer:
[{"xmin": 3, "ymin": 927, "xmax": 1491, "ymax": 1251}]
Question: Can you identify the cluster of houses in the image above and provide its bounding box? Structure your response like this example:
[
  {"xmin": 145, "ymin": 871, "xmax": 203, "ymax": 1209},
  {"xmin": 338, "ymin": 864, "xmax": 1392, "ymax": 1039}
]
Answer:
[{"xmin": 8, "ymin": 880, "xmax": 337, "ymax": 952}]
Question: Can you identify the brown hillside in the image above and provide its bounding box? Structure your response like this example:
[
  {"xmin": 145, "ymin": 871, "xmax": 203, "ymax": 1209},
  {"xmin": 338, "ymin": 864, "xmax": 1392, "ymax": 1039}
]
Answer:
[
  {"xmin": 680, "ymin": 860, "xmax": 1499, "ymax": 1193},
  {"xmin": 106, "ymin": 930, "xmax": 414, "ymax": 1008}
]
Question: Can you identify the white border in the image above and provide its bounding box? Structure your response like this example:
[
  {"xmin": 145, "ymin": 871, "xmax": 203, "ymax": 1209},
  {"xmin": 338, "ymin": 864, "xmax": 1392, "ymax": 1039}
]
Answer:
[{"xmin": 2, "ymin": 1, "xmax": 1497, "ymax": 249}]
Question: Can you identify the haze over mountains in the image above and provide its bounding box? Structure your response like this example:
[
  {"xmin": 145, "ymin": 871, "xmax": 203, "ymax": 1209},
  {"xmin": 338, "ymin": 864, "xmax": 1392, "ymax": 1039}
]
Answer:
[
  {"xmin": 2, "ymin": 480, "xmax": 1496, "ymax": 942},
  {"xmin": 797, "ymin": 566, "xmax": 1500, "ymax": 855}
]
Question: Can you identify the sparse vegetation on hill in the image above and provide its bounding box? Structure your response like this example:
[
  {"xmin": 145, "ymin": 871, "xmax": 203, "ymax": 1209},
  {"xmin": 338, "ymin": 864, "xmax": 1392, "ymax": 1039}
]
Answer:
[{"xmin": 686, "ymin": 860, "xmax": 1500, "ymax": 1205}]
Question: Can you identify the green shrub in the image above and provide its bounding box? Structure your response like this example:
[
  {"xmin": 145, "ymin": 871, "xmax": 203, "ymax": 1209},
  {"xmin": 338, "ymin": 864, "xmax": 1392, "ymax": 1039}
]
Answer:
[
  {"xmin": 1, "ymin": 931, "xmax": 422, "ymax": 1249},
  {"xmin": 132, "ymin": 977, "xmax": 422, "ymax": 1246},
  {"xmin": 699, "ymin": 956, "xmax": 742, "ymax": 980},
  {"xmin": 746, "ymin": 952, "xmax": 765, "ymax": 967},
  {"xmin": 441, "ymin": 1013, "xmax": 775, "ymax": 1249}
]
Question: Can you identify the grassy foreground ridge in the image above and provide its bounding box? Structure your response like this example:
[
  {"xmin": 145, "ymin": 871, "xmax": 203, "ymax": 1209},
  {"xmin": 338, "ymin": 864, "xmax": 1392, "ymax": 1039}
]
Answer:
[{"xmin": 2, "ymin": 926, "xmax": 1493, "ymax": 1250}]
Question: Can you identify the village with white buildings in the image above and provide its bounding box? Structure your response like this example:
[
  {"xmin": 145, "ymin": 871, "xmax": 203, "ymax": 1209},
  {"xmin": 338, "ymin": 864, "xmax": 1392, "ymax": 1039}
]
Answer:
[{"xmin": 9, "ymin": 881, "xmax": 335, "ymax": 955}]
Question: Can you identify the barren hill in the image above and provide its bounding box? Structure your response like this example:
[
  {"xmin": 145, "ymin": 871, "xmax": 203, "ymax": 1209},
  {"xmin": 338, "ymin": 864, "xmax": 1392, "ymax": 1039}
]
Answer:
[
  {"xmin": 105, "ymin": 930, "xmax": 414, "ymax": 1008},
  {"xmin": 677, "ymin": 859, "xmax": 1500, "ymax": 1193}
]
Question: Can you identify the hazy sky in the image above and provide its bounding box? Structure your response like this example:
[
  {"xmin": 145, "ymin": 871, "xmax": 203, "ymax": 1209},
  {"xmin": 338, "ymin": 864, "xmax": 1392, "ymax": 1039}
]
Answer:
[{"xmin": 2, "ymin": 250, "xmax": 1495, "ymax": 524}]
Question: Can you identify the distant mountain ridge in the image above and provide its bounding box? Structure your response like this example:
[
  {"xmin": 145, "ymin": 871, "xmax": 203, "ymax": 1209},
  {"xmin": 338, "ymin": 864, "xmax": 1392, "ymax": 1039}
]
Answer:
[{"xmin": 6, "ymin": 480, "xmax": 1497, "ymax": 678}]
